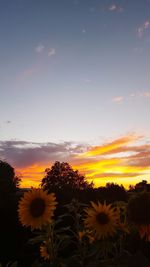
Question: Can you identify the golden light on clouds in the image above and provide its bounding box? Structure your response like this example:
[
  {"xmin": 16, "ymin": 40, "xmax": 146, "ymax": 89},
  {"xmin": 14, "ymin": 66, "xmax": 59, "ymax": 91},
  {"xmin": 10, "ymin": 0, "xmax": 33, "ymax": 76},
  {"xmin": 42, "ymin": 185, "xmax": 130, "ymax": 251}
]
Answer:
[
  {"xmin": 74, "ymin": 134, "xmax": 150, "ymax": 188},
  {"xmin": 16, "ymin": 134, "xmax": 150, "ymax": 189},
  {"xmin": 79, "ymin": 135, "xmax": 139, "ymax": 157},
  {"xmin": 18, "ymin": 164, "xmax": 47, "ymax": 188}
]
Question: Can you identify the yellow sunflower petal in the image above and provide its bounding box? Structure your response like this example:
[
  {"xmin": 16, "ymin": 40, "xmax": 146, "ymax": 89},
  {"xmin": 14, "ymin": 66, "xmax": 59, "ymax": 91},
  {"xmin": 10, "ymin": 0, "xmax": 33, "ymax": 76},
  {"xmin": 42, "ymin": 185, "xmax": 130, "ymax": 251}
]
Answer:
[
  {"xmin": 84, "ymin": 202, "xmax": 120, "ymax": 240},
  {"xmin": 18, "ymin": 188, "xmax": 57, "ymax": 230},
  {"xmin": 40, "ymin": 242, "xmax": 50, "ymax": 261}
]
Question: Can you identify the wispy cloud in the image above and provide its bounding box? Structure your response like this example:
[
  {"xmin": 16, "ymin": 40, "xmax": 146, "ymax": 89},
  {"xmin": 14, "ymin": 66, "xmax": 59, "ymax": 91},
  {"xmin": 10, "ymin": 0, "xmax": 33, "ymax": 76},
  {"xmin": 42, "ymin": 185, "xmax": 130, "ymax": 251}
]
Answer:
[
  {"xmin": 4, "ymin": 120, "xmax": 11, "ymax": 124},
  {"xmin": 35, "ymin": 44, "xmax": 56, "ymax": 57},
  {"xmin": 48, "ymin": 48, "xmax": 56, "ymax": 56},
  {"xmin": 143, "ymin": 92, "xmax": 150, "ymax": 97},
  {"xmin": 35, "ymin": 44, "xmax": 45, "ymax": 53},
  {"xmin": 112, "ymin": 91, "xmax": 150, "ymax": 103},
  {"xmin": 82, "ymin": 78, "xmax": 92, "ymax": 84},
  {"xmin": 108, "ymin": 4, "xmax": 123, "ymax": 12},
  {"xmin": 74, "ymin": 134, "xmax": 150, "ymax": 187},
  {"xmin": 16, "ymin": 66, "xmax": 37, "ymax": 82},
  {"xmin": 137, "ymin": 20, "xmax": 150, "ymax": 38},
  {"xmin": 0, "ymin": 134, "xmax": 150, "ymax": 188},
  {"xmin": 78, "ymin": 135, "xmax": 140, "ymax": 157},
  {"xmin": 82, "ymin": 28, "xmax": 86, "ymax": 34},
  {"xmin": 112, "ymin": 96, "xmax": 124, "ymax": 103},
  {"xmin": 130, "ymin": 91, "xmax": 150, "ymax": 98}
]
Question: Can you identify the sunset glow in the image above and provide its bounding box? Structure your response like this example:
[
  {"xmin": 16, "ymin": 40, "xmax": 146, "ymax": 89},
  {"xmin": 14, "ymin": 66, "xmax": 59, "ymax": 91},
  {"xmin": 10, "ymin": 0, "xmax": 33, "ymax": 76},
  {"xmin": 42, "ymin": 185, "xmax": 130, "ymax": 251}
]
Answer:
[{"xmin": 11, "ymin": 134, "xmax": 150, "ymax": 189}]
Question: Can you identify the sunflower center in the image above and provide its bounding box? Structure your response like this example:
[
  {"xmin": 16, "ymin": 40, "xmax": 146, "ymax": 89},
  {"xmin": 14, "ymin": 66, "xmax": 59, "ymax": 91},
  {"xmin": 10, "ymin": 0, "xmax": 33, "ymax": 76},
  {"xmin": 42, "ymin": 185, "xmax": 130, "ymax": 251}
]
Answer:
[
  {"xmin": 30, "ymin": 198, "xmax": 45, "ymax": 217},
  {"xmin": 96, "ymin": 212, "xmax": 109, "ymax": 225}
]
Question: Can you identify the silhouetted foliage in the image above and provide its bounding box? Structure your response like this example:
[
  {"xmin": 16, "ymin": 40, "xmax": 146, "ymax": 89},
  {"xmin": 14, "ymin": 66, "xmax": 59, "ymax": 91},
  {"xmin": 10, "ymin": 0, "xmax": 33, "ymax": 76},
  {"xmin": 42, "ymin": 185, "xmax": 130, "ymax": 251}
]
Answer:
[
  {"xmin": 104, "ymin": 182, "xmax": 128, "ymax": 202},
  {"xmin": 0, "ymin": 160, "xmax": 21, "ymax": 194},
  {"xmin": 81, "ymin": 183, "xmax": 128, "ymax": 204},
  {"xmin": 129, "ymin": 180, "xmax": 150, "ymax": 193},
  {"xmin": 0, "ymin": 161, "xmax": 32, "ymax": 266},
  {"xmin": 41, "ymin": 161, "xmax": 93, "ymax": 192},
  {"xmin": 127, "ymin": 192, "xmax": 150, "ymax": 225},
  {"xmin": 135, "ymin": 180, "xmax": 150, "ymax": 192}
]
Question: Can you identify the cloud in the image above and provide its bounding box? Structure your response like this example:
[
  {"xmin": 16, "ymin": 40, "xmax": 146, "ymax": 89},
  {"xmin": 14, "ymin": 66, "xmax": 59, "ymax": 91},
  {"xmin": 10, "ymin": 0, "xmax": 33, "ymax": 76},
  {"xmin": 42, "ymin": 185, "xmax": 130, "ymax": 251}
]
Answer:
[
  {"xmin": 0, "ymin": 141, "xmax": 81, "ymax": 168},
  {"xmin": 137, "ymin": 20, "xmax": 150, "ymax": 38},
  {"xmin": 82, "ymin": 29, "xmax": 86, "ymax": 34},
  {"xmin": 35, "ymin": 44, "xmax": 56, "ymax": 57},
  {"xmin": 0, "ymin": 134, "xmax": 150, "ymax": 188},
  {"xmin": 48, "ymin": 48, "xmax": 56, "ymax": 56},
  {"xmin": 5, "ymin": 120, "xmax": 11, "ymax": 124},
  {"xmin": 79, "ymin": 134, "xmax": 140, "ymax": 157},
  {"xmin": 35, "ymin": 44, "xmax": 45, "ymax": 53},
  {"xmin": 143, "ymin": 92, "xmax": 150, "ymax": 97},
  {"xmin": 112, "ymin": 91, "xmax": 150, "ymax": 103},
  {"xmin": 0, "ymin": 140, "xmax": 86, "ymax": 187},
  {"xmin": 16, "ymin": 64, "xmax": 39, "ymax": 82},
  {"xmin": 75, "ymin": 134, "xmax": 150, "ymax": 186},
  {"xmin": 108, "ymin": 4, "xmax": 123, "ymax": 12},
  {"xmin": 130, "ymin": 91, "xmax": 150, "ymax": 99},
  {"xmin": 112, "ymin": 96, "xmax": 124, "ymax": 103},
  {"xmin": 82, "ymin": 78, "xmax": 92, "ymax": 83}
]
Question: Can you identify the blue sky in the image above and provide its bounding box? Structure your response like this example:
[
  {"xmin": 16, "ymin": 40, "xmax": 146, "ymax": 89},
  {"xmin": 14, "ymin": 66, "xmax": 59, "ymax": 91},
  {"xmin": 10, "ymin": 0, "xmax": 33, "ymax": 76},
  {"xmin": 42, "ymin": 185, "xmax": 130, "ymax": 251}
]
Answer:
[
  {"xmin": 0, "ymin": 0, "xmax": 150, "ymax": 187},
  {"xmin": 1, "ymin": 0, "xmax": 150, "ymax": 143}
]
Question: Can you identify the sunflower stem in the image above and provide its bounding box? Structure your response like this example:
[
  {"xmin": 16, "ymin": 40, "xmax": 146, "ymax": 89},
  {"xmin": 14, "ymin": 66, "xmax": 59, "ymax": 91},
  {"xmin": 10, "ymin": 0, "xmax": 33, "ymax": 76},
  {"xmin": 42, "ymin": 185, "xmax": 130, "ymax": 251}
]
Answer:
[{"xmin": 48, "ymin": 222, "xmax": 57, "ymax": 266}]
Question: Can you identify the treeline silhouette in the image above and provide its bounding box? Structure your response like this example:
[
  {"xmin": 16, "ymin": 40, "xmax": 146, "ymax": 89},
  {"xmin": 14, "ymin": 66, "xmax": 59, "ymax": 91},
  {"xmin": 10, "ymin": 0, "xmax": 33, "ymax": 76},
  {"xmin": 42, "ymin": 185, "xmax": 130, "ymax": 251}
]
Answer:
[{"xmin": 0, "ymin": 160, "xmax": 150, "ymax": 266}]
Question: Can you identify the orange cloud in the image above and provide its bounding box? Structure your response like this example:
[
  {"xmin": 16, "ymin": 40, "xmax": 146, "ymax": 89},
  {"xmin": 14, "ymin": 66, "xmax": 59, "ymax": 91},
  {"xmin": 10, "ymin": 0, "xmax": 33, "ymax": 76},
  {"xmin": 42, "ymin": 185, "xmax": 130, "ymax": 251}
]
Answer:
[
  {"xmin": 18, "ymin": 135, "xmax": 150, "ymax": 188},
  {"xmin": 79, "ymin": 134, "xmax": 139, "ymax": 157},
  {"xmin": 73, "ymin": 134, "xmax": 150, "ymax": 188},
  {"xmin": 112, "ymin": 96, "xmax": 124, "ymax": 103},
  {"xmin": 1, "ymin": 134, "xmax": 150, "ymax": 189},
  {"xmin": 17, "ymin": 164, "xmax": 48, "ymax": 188}
]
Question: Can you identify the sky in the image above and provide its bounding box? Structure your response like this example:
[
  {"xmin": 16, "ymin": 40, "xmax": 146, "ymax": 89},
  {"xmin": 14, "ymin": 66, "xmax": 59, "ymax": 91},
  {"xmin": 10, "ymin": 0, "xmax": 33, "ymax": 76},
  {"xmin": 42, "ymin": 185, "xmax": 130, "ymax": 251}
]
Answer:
[{"xmin": 0, "ymin": 0, "xmax": 150, "ymax": 188}]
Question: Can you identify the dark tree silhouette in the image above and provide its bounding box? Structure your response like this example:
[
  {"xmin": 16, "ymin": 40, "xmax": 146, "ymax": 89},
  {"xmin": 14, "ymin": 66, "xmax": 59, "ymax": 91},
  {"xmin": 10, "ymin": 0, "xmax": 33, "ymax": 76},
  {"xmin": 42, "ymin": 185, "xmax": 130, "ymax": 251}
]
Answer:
[
  {"xmin": 0, "ymin": 160, "xmax": 22, "ymax": 264},
  {"xmin": 135, "ymin": 180, "xmax": 149, "ymax": 192},
  {"xmin": 0, "ymin": 160, "xmax": 21, "ymax": 194},
  {"xmin": 104, "ymin": 182, "xmax": 127, "ymax": 202},
  {"xmin": 41, "ymin": 161, "xmax": 93, "ymax": 192},
  {"xmin": 129, "ymin": 180, "xmax": 150, "ymax": 193}
]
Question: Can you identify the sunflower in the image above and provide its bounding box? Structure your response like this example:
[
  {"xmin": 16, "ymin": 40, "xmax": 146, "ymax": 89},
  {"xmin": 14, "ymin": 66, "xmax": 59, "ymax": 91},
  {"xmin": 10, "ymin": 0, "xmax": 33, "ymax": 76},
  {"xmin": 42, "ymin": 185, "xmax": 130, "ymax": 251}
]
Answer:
[
  {"xmin": 78, "ymin": 230, "xmax": 95, "ymax": 243},
  {"xmin": 84, "ymin": 202, "xmax": 120, "ymax": 240},
  {"xmin": 40, "ymin": 241, "xmax": 50, "ymax": 261},
  {"xmin": 138, "ymin": 224, "xmax": 150, "ymax": 242},
  {"xmin": 18, "ymin": 188, "xmax": 57, "ymax": 230}
]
